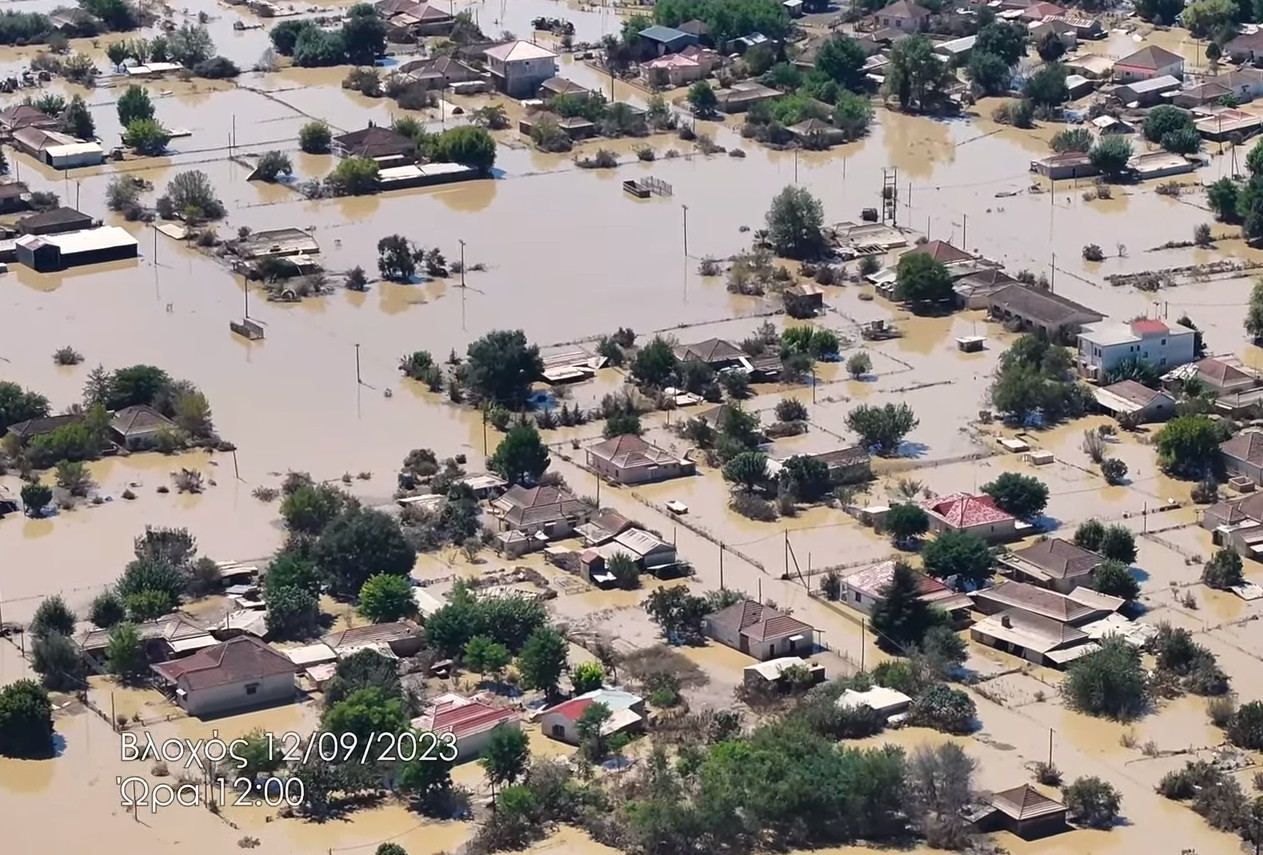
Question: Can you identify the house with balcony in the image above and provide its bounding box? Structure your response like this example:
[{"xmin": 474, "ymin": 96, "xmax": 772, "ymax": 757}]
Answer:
[{"xmin": 485, "ymin": 40, "xmax": 558, "ymax": 98}]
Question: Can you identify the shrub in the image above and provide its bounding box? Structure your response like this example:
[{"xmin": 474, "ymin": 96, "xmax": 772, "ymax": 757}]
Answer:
[
  {"xmin": 1063, "ymin": 776, "xmax": 1121, "ymax": 828},
  {"xmin": 299, "ymin": 121, "xmax": 332, "ymax": 154}
]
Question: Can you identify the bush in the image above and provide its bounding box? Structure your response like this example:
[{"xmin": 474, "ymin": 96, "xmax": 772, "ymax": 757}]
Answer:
[
  {"xmin": 299, "ymin": 121, "xmax": 332, "ymax": 154},
  {"xmin": 1063, "ymin": 776, "xmax": 1121, "ymax": 828},
  {"xmin": 193, "ymin": 56, "xmax": 239, "ymax": 78},
  {"xmin": 1202, "ymin": 549, "xmax": 1244, "ymax": 590},
  {"xmin": 1228, "ymin": 701, "xmax": 1263, "ymax": 749},
  {"xmin": 162, "ymin": 170, "xmax": 224, "ymax": 222},
  {"xmin": 907, "ymin": 683, "xmax": 976, "ymax": 734},
  {"xmin": 775, "ymin": 398, "xmax": 808, "ymax": 423},
  {"xmin": 1100, "ymin": 458, "xmax": 1127, "ymax": 485},
  {"xmin": 1062, "ymin": 638, "xmax": 1147, "ymax": 719},
  {"xmin": 254, "ymin": 150, "xmax": 292, "ymax": 182}
]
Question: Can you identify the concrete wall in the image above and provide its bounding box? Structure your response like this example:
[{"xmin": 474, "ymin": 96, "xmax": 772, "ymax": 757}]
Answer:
[
  {"xmin": 182, "ymin": 672, "xmax": 294, "ymax": 718},
  {"xmin": 1223, "ymin": 456, "xmax": 1263, "ymax": 484}
]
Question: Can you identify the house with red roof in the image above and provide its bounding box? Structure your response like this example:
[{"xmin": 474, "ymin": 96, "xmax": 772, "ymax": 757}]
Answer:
[
  {"xmin": 1113, "ymin": 44, "xmax": 1183, "ymax": 83},
  {"xmin": 921, "ymin": 492, "xmax": 1019, "ymax": 541},
  {"xmin": 411, "ymin": 692, "xmax": 519, "ymax": 759},
  {"xmin": 1077, "ymin": 318, "xmax": 1197, "ymax": 381},
  {"xmin": 704, "ymin": 599, "xmax": 817, "ymax": 660},
  {"xmin": 841, "ymin": 560, "xmax": 972, "ymax": 617},
  {"xmin": 150, "ymin": 636, "xmax": 297, "ymax": 718},
  {"xmin": 539, "ymin": 688, "xmax": 645, "ymax": 744}
]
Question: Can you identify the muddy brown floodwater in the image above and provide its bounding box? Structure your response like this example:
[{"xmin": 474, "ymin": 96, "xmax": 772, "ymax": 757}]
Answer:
[{"xmin": 1, "ymin": 1, "xmax": 1261, "ymax": 853}]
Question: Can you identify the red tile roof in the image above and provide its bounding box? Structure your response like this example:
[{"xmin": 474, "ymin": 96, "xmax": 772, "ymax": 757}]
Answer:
[
  {"xmin": 923, "ymin": 492, "xmax": 1014, "ymax": 528},
  {"xmin": 544, "ymin": 697, "xmax": 594, "ymax": 721},
  {"xmin": 432, "ymin": 699, "xmax": 518, "ymax": 739},
  {"xmin": 1130, "ymin": 318, "xmax": 1168, "ymax": 335}
]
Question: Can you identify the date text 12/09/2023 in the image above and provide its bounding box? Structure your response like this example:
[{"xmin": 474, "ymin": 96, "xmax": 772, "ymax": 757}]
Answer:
[{"xmin": 265, "ymin": 730, "xmax": 459, "ymax": 766}]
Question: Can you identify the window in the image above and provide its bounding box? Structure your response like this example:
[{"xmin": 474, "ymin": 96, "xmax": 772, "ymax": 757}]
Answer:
[
  {"xmin": 854, "ymin": 591, "xmax": 861, "ymax": 602},
  {"xmin": 551, "ymin": 724, "xmax": 565, "ymax": 738},
  {"xmin": 245, "ymin": 683, "xmax": 259, "ymax": 696}
]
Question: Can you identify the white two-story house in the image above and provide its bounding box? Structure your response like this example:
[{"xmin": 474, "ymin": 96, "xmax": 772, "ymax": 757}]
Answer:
[
  {"xmin": 1077, "ymin": 318, "xmax": 1196, "ymax": 380},
  {"xmin": 484, "ymin": 40, "xmax": 558, "ymax": 99}
]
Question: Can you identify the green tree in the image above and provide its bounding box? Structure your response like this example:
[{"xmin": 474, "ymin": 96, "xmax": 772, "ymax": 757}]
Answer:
[
  {"xmin": 463, "ymin": 635, "xmax": 511, "ymax": 674},
  {"xmin": 1023, "ymin": 62, "xmax": 1068, "ymax": 106},
  {"xmin": 105, "ymin": 621, "xmax": 146, "ymax": 682},
  {"xmin": 723, "ymin": 450, "xmax": 769, "ymax": 492},
  {"xmin": 106, "ymin": 364, "xmax": 171, "ymax": 410},
  {"xmin": 264, "ymin": 552, "xmax": 322, "ymax": 597},
  {"xmin": 432, "ymin": 125, "xmax": 497, "ymax": 173},
  {"xmin": 280, "ymin": 483, "xmax": 349, "ymax": 535},
  {"xmin": 234, "ymin": 728, "xmax": 284, "ymax": 780},
  {"xmin": 832, "ymin": 91, "xmax": 873, "ymax": 139},
  {"xmin": 162, "ymin": 169, "xmax": 224, "ymax": 220},
  {"xmin": 0, "ymin": 381, "xmax": 49, "ymax": 432},
  {"xmin": 342, "ymin": 3, "xmax": 386, "ymax": 64},
  {"xmin": 19, "ymin": 482, "xmax": 52, "ymax": 517},
  {"xmin": 606, "ymin": 552, "xmax": 641, "ymax": 590},
  {"xmin": 1036, "ymin": 30, "xmax": 1066, "ymax": 62},
  {"xmin": 397, "ymin": 749, "xmax": 454, "ymax": 809},
  {"xmin": 466, "ymin": 329, "xmax": 543, "ymax": 406},
  {"xmin": 293, "ymin": 27, "xmax": 346, "ymax": 66},
  {"xmin": 814, "ymin": 34, "xmax": 866, "ymax": 90},
  {"xmin": 134, "ymin": 527, "xmax": 198, "ymax": 570},
  {"xmin": 1061, "ymin": 637, "xmax": 1147, "ymax": 719},
  {"xmin": 576, "ymin": 701, "xmax": 613, "ymax": 761},
  {"xmin": 0, "ymin": 680, "xmax": 54, "ymax": 758},
  {"xmin": 117, "ymin": 84, "xmax": 154, "ymax": 126},
  {"xmin": 326, "ymin": 156, "xmax": 380, "ymax": 196},
  {"xmin": 358, "ymin": 573, "xmax": 415, "ymax": 622},
  {"xmin": 1227, "ymin": 701, "xmax": 1263, "ymax": 749},
  {"xmin": 1202, "ymin": 549, "xmax": 1244, "ymax": 590},
  {"xmin": 489, "ymin": 423, "xmax": 550, "ymax": 484},
  {"xmin": 974, "ymin": 21, "xmax": 1027, "ymax": 65},
  {"xmin": 1091, "ymin": 560, "xmax": 1140, "ymax": 600},
  {"xmin": 264, "ymin": 584, "xmax": 320, "ymax": 639},
  {"xmin": 894, "ymin": 252, "xmax": 954, "ymax": 304},
  {"xmin": 869, "ymin": 560, "xmax": 940, "ymax": 650},
  {"xmin": 1134, "ymin": 0, "xmax": 1184, "ymax": 22},
  {"xmin": 299, "ymin": 120, "xmax": 333, "ymax": 153},
  {"xmin": 919, "ymin": 625, "xmax": 968, "ymax": 675},
  {"xmin": 321, "ymin": 686, "xmax": 408, "ymax": 743},
  {"xmin": 1063, "ymin": 776, "xmax": 1122, "ymax": 828},
  {"xmin": 314, "ymin": 508, "xmax": 415, "ymax": 597},
  {"xmin": 779, "ymin": 454, "xmax": 832, "ymax": 502},
  {"xmin": 921, "ymin": 530, "xmax": 993, "ymax": 587},
  {"xmin": 980, "ymin": 472, "xmax": 1049, "ymax": 518},
  {"xmin": 116, "ymin": 556, "xmax": 184, "ymax": 602},
  {"xmin": 376, "ymin": 845, "xmax": 408, "ymax": 855},
  {"xmin": 885, "ymin": 502, "xmax": 929, "ymax": 543},
  {"xmin": 517, "ymin": 626, "xmax": 568, "ymax": 697},
  {"xmin": 604, "ymin": 409, "xmax": 642, "ymax": 438},
  {"xmin": 907, "ymin": 683, "xmax": 976, "ymax": 733},
  {"xmin": 323, "ymin": 648, "xmax": 402, "ymax": 707},
  {"xmin": 687, "ymin": 79, "xmax": 718, "ymax": 117},
  {"xmin": 60, "ymin": 94, "xmax": 95, "ymax": 139},
  {"xmin": 479, "ymin": 725, "xmax": 530, "ymax": 797},
  {"xmin": 1154, "ymin": 414, "xmax": 1222, "ymax": 478},
  {"xmin": 883, "ymin": 34, "xmax": 948, "ymax": 110},
  {"xmin": 846, "ymin": 402, "xmax": 918, "ymax": 454},
  {"xmin": 1089, "ymin": 136, "xmax": 1133, "ymax": 180},
  {"xmin": 764, "ymin": 185, "xmax": 825, "ymax": 259},
  {"xmin": 125, "ymin": 589, "xmax": 176, "ymax": 621},
  {"xmin": 1182, "ymin": 0, "xmax": 1237, "ymax": 38},
  {"xmin": 630, "ymin": 336, "xmax": 679, "ymax": 388},
  {"xmin": 643, "ymin": 586, "xmax": 710, "ymax": 642},
  {"xmin": 377, "ymin": 234, "xmax": 415, "ymax": 281},
  {"xmin": 1074, "ymin": 519, "xmax": 1106, "ymax": 551},
  {"xmin": 32, "ymin": 631, "xmax": 81, "ymax": 690},
  {"xmin": 571, "ymin": 661, "xmax": 605, "ymax": 693},
  {"xmin": 1100, "ymin": 457, "xmax": 1128, "ymax": 485},
  {"xmin": 1209, "ymin": 177, "xmax": 1242, "ymax": 223},
  {"xmin": 1161, "ymin": 127, "xmax": 1201, "ymax": 155},
  {"xmin": 1239, "ymin": 174, "xmax": 1263, "ymax": 242},
  {"xmin": 1097, "ymin": 525, "xmax": 1137, "ymax": 564},
  {"xmin": 1247, "ymin": 280, "xmax": 1263, "ymax": 340},
  {"xmin": 967, "ymin": 51, "xmax": 1011, "ymax": 96},
  {"xmin": 89, "ymin": 590, "xmax": 125, "ymax": 627},
  {"xmin": 255, "ymin": 150, "xmax": 293, "ymax": 182},
  {"xmin": 1050, "ymin": 127, "xmax": 1092, "ymax": 153}
]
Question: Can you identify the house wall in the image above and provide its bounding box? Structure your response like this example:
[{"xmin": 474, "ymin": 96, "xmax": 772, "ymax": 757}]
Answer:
[
  {"xmin": 842, "ymin": 582, "xmax": 879, "ymax": 616},
  {"xmin": 747, "ymin": 632, "xmax": 812, "ymax": 661},
  {"xmin": 969, "ymin": 628, "xmax": 1046, "ymax": 665},
  {"xmin": 456, "ymin": 720, "xmax": 519, "ymax": 760},
  {"xmin": 705, "ymin": 619, "xmax": 745, "ymax": 652},
  {"xmin": 587, "ymin": 452, "xmax": 692, "ymax": 485},
  {"xmin": 1138, "ymin": 396, "xmax": 1176, "ymax": 422},
  {"xmin": 45, "ymin": 149, "xmax": 104, "ymax": 169},
  {"xmin": 928, "ymin": 516, "xmax": 1018, "ymax": 542},
  {"xmin": 877, "ymin": 12, "xmax": 924, "ymax": 28},
  {"xmin": 491, "ymin": 57, "xmax": 558, "ymax": 97},
  {"xmin": 1223, "ymin": 455, "xmax": 1263, "ymax": 484},
  {"xmin": 1114, "ymin": 60, "xmax": 1182, "ymax": 82},
  {"xmin": 181, "ymin": 672, "xmax": 294, "ymax": 718},
  {"xmin": 540, "ymin": 712, "xmax": 580, "ymax": 744}
]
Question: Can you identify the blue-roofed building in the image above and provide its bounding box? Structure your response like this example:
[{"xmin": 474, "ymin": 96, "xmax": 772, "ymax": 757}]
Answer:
[{"xmin": 638, "ymin": 25, "xmax": 698, "ymax": 56}]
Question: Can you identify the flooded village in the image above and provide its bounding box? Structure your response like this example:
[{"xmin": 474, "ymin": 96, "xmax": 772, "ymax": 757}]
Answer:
[{"xmin": 8, "ymin": 0, "xmax": 1263, "ymax": 853}]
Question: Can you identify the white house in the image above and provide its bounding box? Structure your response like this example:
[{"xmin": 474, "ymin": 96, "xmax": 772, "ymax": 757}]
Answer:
[
  {"xmin": 1077, "ymin": 318, "xmax": 1197, "ymax": 380},
  {"xmin": 485, "ymin": 40, "xmax": 558, "ymax": 98},
  {"xmin": 150, "ymin": 636, "xmax": 297, "ymax": 718},
  {"xmin": 921, "ymin": 492, "xmax": 1021, "ymax": 539},
  {"xmin": 539, "ymin": 688, "xmax": 645, "ymax": 744}
]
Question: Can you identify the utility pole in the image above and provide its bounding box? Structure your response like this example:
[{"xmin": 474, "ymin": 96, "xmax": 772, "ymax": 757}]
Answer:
[
  {"xmin": 481, "ymin": 406, "xmax": 488, "ymax": 454},
  {"xmin": 354, "ymin": 343, "xmax": 361, "ymax": 384},
  {"xmin": 719, "ymin": 543, "xmax": 724, "ymax": 589},
  {"xmin": 1047, "ymin": 728, "xmax": 1054, "ymax": 766},
  {"xmin": 243, "ymin": 276, "xmax": 250, "ymax": 319},
  {"xmin": 681, "ymin": 204, "xmax": 689, "ymax": 256},
  {"xmin": 459, "ymin": 240, "xmax": 466, "ymax": 289},
  {"xmin": 860, "ymin": 619, "xmax": 865, "ymax": 670},
  {"xmin": 793, "ymin": 148, "xmax": 798, "ymax": 183},
  {"xmin": 1050, "ymin": 252, "xmax": 1056, "ymax": 292}
]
